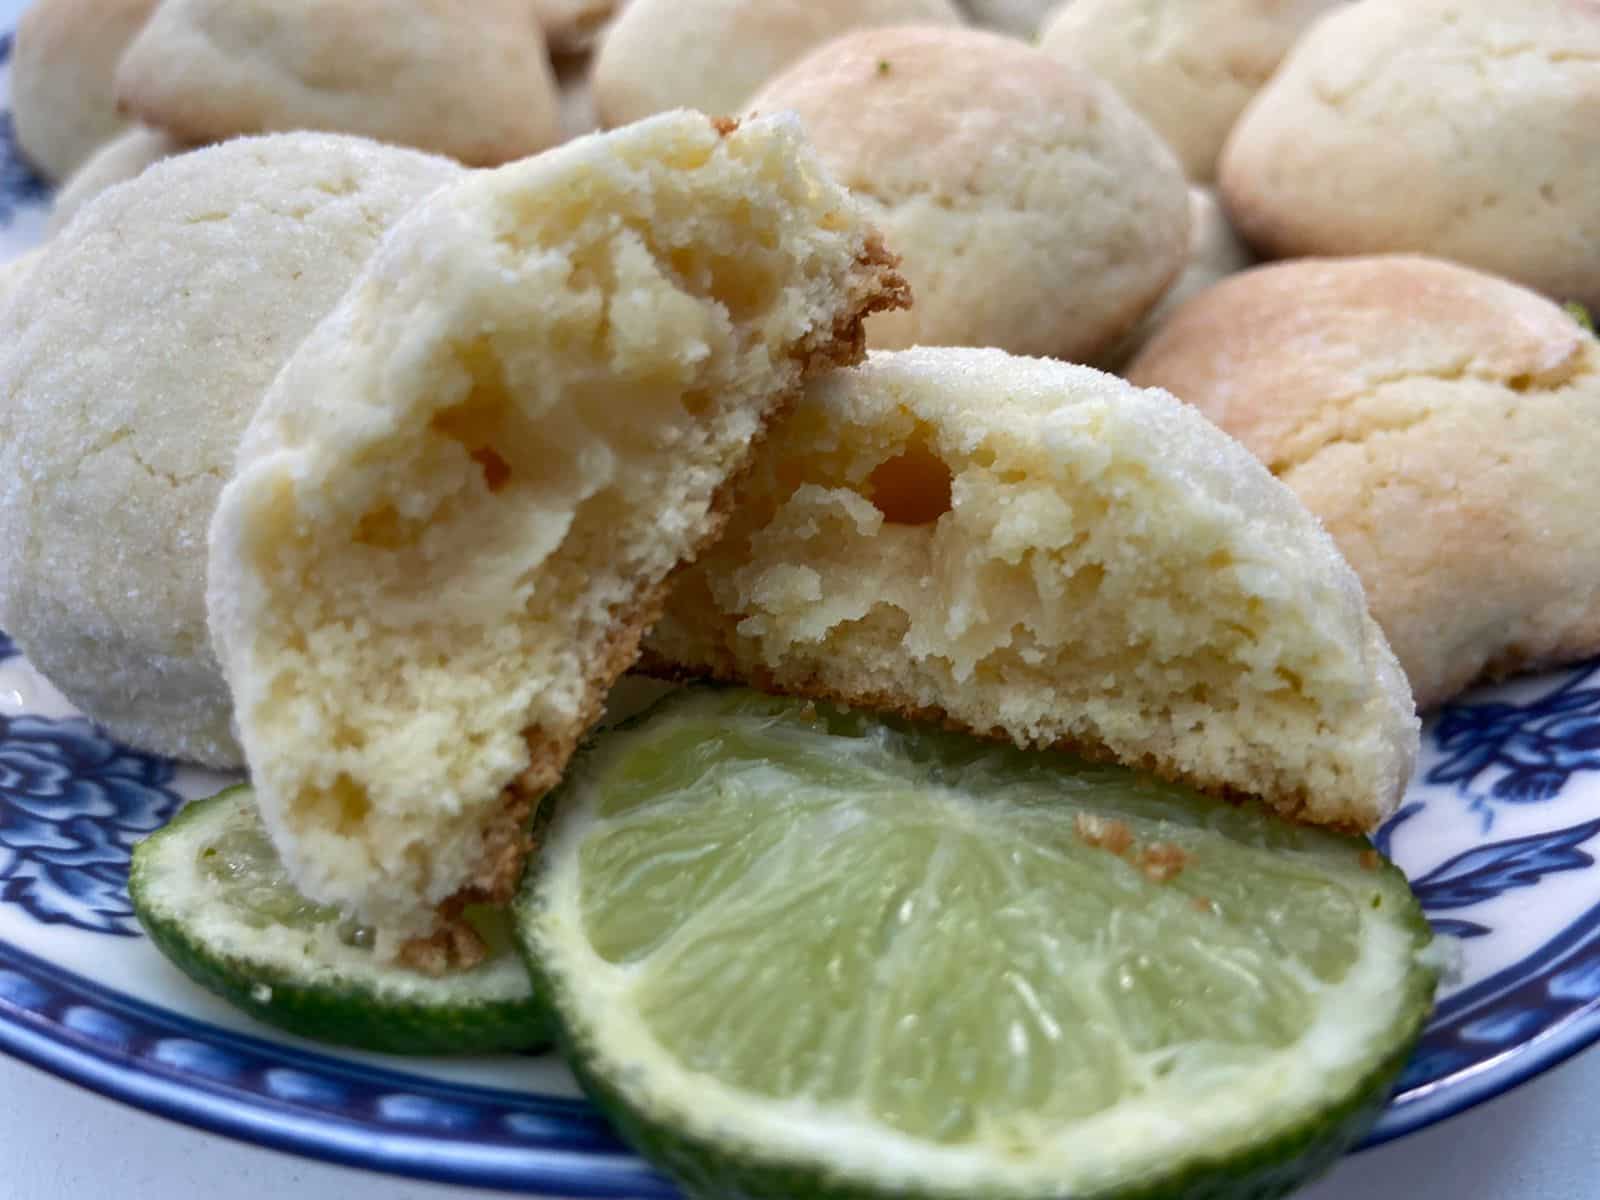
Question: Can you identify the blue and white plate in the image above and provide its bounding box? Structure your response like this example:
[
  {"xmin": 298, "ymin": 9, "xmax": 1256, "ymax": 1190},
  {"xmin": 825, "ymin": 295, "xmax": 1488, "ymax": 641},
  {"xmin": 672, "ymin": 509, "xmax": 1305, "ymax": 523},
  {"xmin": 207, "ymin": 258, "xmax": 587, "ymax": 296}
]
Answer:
[{"xmin": 4, "ymin": 13, "xmax": 1600, "ymax": 1195}]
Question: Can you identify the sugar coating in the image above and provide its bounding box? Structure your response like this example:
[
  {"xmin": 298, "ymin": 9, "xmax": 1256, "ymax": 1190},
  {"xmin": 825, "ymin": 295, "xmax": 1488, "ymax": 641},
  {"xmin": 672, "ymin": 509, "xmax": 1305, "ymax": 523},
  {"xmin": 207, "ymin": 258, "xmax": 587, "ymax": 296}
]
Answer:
[
  {"xmin": 49, "ymin": 126, "xmax": 189, "ymax": 235},
  {"xmin": 114, "ymin": 0, "xmax": 562, "ymax": 166},
  {"xmin": 1219, "ymin": 0, "xmax": 1600, "ymax": 308},
  {"xmin": 646, "ymin": 347, "xmax": 1418, "ymax": 833},
  {"xmin": 1041, "ymin": 0, "xmax": 1342, "ymax": 182},
  {"xmin": 0, "ymin": 134, "xmax": 463, "ymax": 767},
  {"xmin": 1129, "ymin": 255, "xmax": 1600, "ymax": 710},
  {"xmin": 592, "ymin": 0, "xmax": 964, "ymax": 129},
  {"xmin": 9, "ymin": 0, "xmax": 158, "ymax": 179},
  {"xmin": 1102, "ymin": 186, "xmax": 1255, "ymax": 370},
  {"xmin": 748, "ymin": 26, "xmax": 1190, "ymax": 361},
  {"xmin": 206, "ymin": 112, "xmax": 907, "ymax": 944},
  {"xmin": 0, "ymin": 250, "xmax": 44, "ymax": 317}
]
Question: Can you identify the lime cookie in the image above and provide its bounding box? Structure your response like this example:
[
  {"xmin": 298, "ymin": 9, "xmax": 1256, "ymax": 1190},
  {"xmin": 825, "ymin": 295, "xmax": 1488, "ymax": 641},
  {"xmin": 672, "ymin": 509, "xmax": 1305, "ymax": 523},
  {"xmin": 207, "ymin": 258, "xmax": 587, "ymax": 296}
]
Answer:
[
  {"xmin": 748, "ymin": 27, "xmax": 1190, "ymax": 361},
  {"xmin": 8, "ymin": 0, "xmax": 158, "ymax": 179},
  {"xmin": 206, "ymin": 112, "xmax": 908, "ymax": 954},
  {"xmin": 591, "ymin": 0, "xmax": 964, "ymax": 129},
  {"xmin": 0, "ymin": 134, "xmax": 463, "ymax": 768},
  {"xmin": 1219, "ymin": 0, "xmax": 1600, "ymax": 307},
  {"xmin": 1129, "ymin": 256, "xmax": 1600, "ymax": 710},
  {"xmin": 645, "ymin": 347, "xmax": 1418, "ymax": 833},
  {"xmin": 1102, "ymin": 186, "xmax": 1254, "ymax": 369},
  {"xmin": 114, "ymin": 0, "xmax": 561, "ymax": 166},
  {"xmin": 1040, "ymin": 0, "xmax": 1342, "ymax": 182},
  {"xmin": 48, "ymin": 126, "xmax": 189, "ymax": 234}
]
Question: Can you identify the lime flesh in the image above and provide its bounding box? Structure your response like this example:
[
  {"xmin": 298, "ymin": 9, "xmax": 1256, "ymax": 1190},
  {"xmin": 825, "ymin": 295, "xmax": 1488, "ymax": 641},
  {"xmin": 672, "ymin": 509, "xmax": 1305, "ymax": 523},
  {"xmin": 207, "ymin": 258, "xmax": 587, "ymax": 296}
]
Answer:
[{"xmin": 519, "ymin": 688, "xmax": 1437, "ymax": 1199}]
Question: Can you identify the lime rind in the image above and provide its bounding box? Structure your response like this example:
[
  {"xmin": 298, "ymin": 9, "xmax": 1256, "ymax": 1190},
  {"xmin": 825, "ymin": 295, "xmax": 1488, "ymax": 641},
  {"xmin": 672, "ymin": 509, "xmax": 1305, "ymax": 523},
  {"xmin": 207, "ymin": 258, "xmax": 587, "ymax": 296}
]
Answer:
[
  {"xmin": 518, "ymin": 688, "xmax": 1438, "ymax": 1200},
  {"xmin": 132, "ymin": 786, "xmax": 552, "ymax": 1055}
]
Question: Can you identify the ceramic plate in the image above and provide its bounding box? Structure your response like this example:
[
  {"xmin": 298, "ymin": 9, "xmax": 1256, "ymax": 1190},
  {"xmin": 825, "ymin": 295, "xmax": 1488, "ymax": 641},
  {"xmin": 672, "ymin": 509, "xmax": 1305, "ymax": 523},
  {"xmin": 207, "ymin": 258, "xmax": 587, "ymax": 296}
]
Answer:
[{"xmin": 4, "ymin": 14, "xmax": 1600, "ymax": 1195}]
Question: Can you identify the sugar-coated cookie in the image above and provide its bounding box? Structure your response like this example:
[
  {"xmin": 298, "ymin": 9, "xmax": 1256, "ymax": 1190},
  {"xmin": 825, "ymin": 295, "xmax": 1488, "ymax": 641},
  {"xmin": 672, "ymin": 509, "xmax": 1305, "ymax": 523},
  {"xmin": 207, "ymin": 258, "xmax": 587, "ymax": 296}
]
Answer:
[
  {"xmin": 646, "ymin": 346, "xmax": 1418, "ymax": 833},
  {"xmin": 9, "ymin": 0, "xmax": 158, "ymax": 179},
  {"xmin": 114, "ymin": 0, "xmax": 561, "ymax": 166},
  {"xmin": 1220, "ymin": 0, "xmax": 1600, "ymax": 307},
  {"xmin": 1041, "ymin": 0, "xmax": 1342, "ymax": 182},
  {"xmin": 749, "ymin": 26, "xmax": 1190, "ymax": 361},
  {"xmin": 206, "ymin": 112, "xmax": 908, "ymax": 957},
  {"xmin": 592, "ymin": 0, "xmax": 963, "ymax": 129},
  {"xmin": 1129, "ymin": 255, "xmax": 1600, "ymax": 709},
  {"xmin": 0, "ymin": 134, "xmax": 462, "ymax": 767}
]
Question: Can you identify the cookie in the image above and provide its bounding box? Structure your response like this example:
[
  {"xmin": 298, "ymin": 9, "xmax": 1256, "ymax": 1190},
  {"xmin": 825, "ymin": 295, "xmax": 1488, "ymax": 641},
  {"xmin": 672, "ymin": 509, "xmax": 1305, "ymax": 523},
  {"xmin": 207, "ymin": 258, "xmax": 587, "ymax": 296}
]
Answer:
[
  {"xmin": 1219, "ymin": 0, "xmax": 1600, "ymax": 307},
  {"xmin": 1101, "ymin": 186, "xmax": 1254, "ymax": 369},
  {"xmin": 48, "ymin": 125, "xmax": 188, "ymax": 234},
  {"xmin": 0, "ymin": 134, "xmax": 462, "ymax": 767},
  {"xmin": 748, "ymin": 26, "xmax": 1190, "ymax": 361},
  {"xmin": 1040, "ymin": 0, "xmax": 1342, "ymax": 182},
  {"xmin": 645, "ymin": 346, "xmax": 1418, "ymax": 834},
  {"xmin": 591, "ymin": 0, "xmax": 963, "ymax": 129},
  {"xmin": 206, "ymin": 112, "xmax": 908, "ymax": 951},
  {"xmin": 114, "ymin": 0, "xmax": 561, "ymax": 166},
  {"xmin": 8, "ymin": 0, "xmax": 158, "ymax": 179},
  {"xmin": 1128, "ymin": 255, "xmax": 1600, "ymax": 709}
]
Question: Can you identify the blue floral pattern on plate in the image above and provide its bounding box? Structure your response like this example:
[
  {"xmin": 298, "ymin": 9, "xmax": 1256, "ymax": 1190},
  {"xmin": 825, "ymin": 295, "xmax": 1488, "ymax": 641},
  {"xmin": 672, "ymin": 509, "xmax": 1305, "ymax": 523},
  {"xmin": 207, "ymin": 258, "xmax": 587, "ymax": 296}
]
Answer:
[{"xmin": 2, "ymin": 5, "xmax": 1599, "ymax": 1185}]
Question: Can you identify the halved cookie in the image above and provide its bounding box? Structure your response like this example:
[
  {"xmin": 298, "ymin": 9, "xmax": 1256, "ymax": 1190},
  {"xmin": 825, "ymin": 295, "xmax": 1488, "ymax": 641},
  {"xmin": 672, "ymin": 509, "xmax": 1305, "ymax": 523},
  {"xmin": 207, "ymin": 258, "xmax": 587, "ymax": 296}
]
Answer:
[
  {"xmin": 206, "ymin": 112, "xmax": 908, "ymax": 960},
  {"xmin": 644, "ymin": 347, "xmax": 1418, "ymax": 833}
]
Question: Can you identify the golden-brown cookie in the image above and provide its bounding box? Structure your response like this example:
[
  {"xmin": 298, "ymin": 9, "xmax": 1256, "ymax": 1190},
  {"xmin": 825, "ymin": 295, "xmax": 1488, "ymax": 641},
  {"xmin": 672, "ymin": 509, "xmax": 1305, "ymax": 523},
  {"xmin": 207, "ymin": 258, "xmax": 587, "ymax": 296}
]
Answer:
[
  {"xmin": 1219, "ymin": 0, "xmax": 1600, "ymax": 307},
  {"xmin": 1128, "ymin": 255, "xmax": 1600, "ymax": 709},
  {"xmin": 748, "ymin": 26, "xmax": 1190, "ymax": 361}
]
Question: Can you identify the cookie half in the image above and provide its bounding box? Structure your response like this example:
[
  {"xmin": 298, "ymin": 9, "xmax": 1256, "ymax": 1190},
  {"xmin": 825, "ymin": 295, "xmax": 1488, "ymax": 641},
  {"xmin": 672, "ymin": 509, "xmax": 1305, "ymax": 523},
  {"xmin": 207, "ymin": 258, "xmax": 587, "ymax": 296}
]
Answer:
[
  {"xmin": 644, "ymin": 347, "xmax": 1418, "ymax": 834},
  {"xmin": 206, "ymin": 112, "xmax": 908, "ymax": 957}
]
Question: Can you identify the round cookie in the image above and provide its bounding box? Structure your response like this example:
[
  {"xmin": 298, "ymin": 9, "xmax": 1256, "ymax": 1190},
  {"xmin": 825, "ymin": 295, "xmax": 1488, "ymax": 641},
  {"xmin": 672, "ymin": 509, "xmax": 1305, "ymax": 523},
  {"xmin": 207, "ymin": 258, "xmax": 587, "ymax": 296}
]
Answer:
[
  {"xmin": 1101, "ymin": 186, "xmax": 1254, "ymax": 368},
  {"xmin": 956, "ymin": 0, "xmax": 1060, "ymax": 37},
  {"xmin": 114, "ymin": 0, "xmax": 561, "ymax": 166},
  {"xmin": 1040, "ymin": 0, "xmax": 1343, "ymax": 183},
  {"xmin": 0, "ymin": 134, "xmax": 463, "ymax": 767},
  {"xmin": 1219, "ymin": 0, "xmax": 1600, "ymax": 308},
  {"xmin": 48, "ymin": 126, "xmax": 189, "ymax": 235},
  {"xmin": 592, "ymin": 0, "xmax": 964, "ymax": 129},
  {"xmin": 748, "ymin": 26, "xmax": 1190, "ymax": 361},
  {"xmin": 8, "ymin": 0, "xmax": 159, "ymax": 180},
  {"xmin": 645, "ymin": 346, "xmax": 1418, "ymax": 833},
  {"xmin": 1128, "ymin": 255, "xmax": 1600, "ymax": 710}
]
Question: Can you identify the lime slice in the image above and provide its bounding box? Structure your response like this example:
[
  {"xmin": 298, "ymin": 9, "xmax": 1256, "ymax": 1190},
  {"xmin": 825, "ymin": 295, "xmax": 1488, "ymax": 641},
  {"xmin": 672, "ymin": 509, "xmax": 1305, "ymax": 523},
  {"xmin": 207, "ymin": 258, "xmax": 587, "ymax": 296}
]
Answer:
[
  {"xmin": 131, "ymin": 785, "xmax": 551, "ymax": 1054},
  {"xmin": 517, "ymin": 688, "xmax": 1437, "ymax": 1199}
]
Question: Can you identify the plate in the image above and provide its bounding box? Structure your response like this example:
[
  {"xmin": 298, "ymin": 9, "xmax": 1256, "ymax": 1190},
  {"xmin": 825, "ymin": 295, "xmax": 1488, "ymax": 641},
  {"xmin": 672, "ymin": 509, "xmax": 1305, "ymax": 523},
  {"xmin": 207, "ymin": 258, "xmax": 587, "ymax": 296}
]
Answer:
[{"xmin": 4, "ymin": 18, "xmax": 1600, "ymax": 1196}]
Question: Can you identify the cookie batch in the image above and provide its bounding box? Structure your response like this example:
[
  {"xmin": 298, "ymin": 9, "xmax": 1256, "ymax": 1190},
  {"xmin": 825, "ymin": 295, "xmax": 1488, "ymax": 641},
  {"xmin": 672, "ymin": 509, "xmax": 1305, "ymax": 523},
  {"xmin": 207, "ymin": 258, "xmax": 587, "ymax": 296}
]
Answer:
[{"xmin": 0, "ymin": 0, "xmax": 1596, "ymax": 953}]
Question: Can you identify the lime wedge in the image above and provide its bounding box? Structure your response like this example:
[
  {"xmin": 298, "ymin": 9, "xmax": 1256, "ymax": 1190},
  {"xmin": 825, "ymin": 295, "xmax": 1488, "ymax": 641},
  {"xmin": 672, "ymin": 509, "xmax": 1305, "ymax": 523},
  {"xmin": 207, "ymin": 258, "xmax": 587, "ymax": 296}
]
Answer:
[
  {"xmin": 131, "ymin": 785, "xmax": 551, "ymax": 1054},
  {"xmin": 517, "ymin": 688, "xmax": 1437, "ymax": 1199}
]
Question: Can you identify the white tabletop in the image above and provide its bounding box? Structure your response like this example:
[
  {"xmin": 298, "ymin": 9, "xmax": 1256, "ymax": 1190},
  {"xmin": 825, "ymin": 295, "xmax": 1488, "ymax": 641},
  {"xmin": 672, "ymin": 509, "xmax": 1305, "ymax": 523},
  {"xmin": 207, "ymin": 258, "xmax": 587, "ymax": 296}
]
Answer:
[{"xmin": 3, "ymin": 1044, "xmax": 1596, "ymax": 1199}]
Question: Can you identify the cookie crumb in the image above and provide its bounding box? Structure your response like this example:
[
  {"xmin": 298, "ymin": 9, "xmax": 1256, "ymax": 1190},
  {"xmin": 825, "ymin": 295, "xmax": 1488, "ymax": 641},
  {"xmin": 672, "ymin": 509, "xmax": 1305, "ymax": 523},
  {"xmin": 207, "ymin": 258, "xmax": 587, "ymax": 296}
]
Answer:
[
  {"xmin": 1140, "ymin": 841, "xmax": 1189, "ymax": 883},
  {"xmin": 1075, "ymin": 812, "xmax": 1135, "ymax": 856}
]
